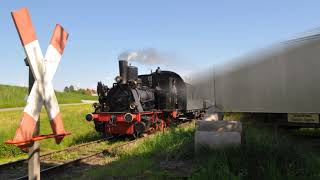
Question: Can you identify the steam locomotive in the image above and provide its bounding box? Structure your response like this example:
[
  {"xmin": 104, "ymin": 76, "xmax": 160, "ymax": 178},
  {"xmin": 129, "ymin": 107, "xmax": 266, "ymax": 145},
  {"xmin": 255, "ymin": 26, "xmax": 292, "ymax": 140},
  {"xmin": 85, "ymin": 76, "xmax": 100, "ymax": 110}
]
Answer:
[{"xmin": 86, "ymin": 60, "xmax": 201, "ymax": 138}]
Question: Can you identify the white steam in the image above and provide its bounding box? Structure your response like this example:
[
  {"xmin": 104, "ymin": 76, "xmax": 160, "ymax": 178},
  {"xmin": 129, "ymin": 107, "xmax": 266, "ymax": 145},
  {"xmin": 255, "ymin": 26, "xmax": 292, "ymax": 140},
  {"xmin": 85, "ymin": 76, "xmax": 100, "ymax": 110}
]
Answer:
[{"xmin": 118, "ymin": 48, "xmax": 169, "ymax": 65}]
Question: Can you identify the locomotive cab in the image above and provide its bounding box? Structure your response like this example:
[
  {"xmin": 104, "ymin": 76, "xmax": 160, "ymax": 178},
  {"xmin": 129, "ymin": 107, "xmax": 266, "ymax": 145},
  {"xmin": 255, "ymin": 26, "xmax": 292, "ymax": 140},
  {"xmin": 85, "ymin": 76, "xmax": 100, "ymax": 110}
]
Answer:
[{"xmin": 139, "ymin": 69, "xmax": 186, "ymax": 110}]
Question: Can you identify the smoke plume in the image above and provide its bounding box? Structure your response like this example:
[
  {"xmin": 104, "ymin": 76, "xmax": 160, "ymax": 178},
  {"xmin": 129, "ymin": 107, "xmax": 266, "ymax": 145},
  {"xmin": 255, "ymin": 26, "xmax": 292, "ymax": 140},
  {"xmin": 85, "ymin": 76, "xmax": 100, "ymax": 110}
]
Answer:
[{"xmin": 118, "ymin": 48, "xmax": 169, "ymax": 64}]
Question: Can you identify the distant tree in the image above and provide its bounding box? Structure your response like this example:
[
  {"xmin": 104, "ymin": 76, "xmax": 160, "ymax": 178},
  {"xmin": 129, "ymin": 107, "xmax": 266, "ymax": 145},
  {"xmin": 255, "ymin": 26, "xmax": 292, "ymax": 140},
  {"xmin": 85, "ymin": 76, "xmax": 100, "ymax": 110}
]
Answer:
[
  {"xmin": 78, "ymin": 88, "xmax": 85, "ymax": 95},
  {"xmin": 85, "ymin": 89, "xmax": 92, "ymax": 96},
  {"xmin": 63, "ymin": 85, "xmax": 94, "ymax": 95},
  {"xmin": 69, "ymin": 85, "xmax": 75, "ymax": 92},
  {"xmin": 64, "ymin": 86, "xmax": 69, "ymax": 92}
]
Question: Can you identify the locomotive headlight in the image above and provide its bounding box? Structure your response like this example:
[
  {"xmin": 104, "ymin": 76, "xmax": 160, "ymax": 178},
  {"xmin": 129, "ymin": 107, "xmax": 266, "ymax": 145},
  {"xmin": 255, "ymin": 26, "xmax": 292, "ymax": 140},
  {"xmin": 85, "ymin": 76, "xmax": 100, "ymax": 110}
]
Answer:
[
  {"xmin": 129, "ymin": 102, "xmax": 136, "ymax": 110},
  {"xmin": 124, "ymin": 113, "xmax": 134, "ymax": 123}
]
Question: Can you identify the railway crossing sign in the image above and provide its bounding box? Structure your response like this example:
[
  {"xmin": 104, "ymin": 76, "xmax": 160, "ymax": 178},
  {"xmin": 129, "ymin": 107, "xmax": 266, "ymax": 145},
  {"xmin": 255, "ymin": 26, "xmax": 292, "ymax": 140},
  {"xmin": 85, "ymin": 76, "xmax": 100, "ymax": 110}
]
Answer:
[
  {"xmin": 5, "ymin": 7, "xmax": 71, "ymax": 180},
  {"xmin": 5, "ymin": 8, "xmax": 70, "ymax": 148}
]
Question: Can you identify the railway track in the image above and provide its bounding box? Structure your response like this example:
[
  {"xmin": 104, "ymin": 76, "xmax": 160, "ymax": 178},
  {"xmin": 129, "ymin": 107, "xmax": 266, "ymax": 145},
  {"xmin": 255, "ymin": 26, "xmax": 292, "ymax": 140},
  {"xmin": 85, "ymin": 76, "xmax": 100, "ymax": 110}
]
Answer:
[
  {"xmin": 0, "ymin": 121, "xmax": 194, "ymax": 179},
  {"xmin": 17, "ymin": 139, "xmax": 141, "ymax": 180},
  {"xmin": 0, "ymin": 139, "xmax": 105, "ymax": 167},
  {"xmin": 37, "ymin": 122, "xmax": 194, "ymax": 179},
  {"xmin": 0, "ymin": 139, "xmax": 107, "ymax": 179}
]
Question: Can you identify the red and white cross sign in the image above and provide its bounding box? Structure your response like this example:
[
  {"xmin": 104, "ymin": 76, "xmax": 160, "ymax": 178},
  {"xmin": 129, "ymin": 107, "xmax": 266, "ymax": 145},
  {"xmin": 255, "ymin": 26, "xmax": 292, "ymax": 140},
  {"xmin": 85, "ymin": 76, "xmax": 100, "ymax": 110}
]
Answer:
[{"xmin": 6, "ymin": 8, "xmax": 70, "ymax": 149}]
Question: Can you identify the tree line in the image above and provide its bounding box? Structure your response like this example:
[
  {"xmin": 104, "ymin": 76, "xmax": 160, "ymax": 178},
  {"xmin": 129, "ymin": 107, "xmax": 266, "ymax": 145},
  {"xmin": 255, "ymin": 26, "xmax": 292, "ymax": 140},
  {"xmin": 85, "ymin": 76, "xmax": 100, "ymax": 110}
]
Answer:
[{"xmin": 64, "ymin": 85, "xmax": 96, "ymax": 96}]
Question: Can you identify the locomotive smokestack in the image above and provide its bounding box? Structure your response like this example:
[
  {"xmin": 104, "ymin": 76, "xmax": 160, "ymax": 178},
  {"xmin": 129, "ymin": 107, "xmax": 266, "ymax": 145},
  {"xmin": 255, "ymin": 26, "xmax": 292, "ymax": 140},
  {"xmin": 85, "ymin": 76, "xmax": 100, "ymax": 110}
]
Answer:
[{"xmin": 119, "ymin": 60, "xmax": 128, "ymax": 84}]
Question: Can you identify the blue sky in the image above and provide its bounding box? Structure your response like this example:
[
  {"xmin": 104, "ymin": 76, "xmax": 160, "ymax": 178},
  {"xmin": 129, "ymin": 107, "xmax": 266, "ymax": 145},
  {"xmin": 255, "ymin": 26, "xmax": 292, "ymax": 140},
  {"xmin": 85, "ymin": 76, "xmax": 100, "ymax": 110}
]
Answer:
[{"xmin": 1, "ymin": 1, "xmax": 320, "ymax": 90}]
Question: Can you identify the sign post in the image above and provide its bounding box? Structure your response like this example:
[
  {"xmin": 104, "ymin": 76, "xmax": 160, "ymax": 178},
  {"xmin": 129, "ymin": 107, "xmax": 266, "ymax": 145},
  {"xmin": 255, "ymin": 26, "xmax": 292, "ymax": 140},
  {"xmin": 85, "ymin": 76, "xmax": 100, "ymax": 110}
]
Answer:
[
  {"xmin": 25, "ymin": 58, "xmax": 40, "ymax": 180},
  {"xmin": 28, "ymin": 121, "xmax": 40, "ymax": 180}
]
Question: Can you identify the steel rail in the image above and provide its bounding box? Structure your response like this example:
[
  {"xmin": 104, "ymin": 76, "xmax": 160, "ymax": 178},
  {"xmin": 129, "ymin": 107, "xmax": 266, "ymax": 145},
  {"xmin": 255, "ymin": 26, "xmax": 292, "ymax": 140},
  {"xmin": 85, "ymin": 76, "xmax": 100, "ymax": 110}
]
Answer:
[
  {"xmin": 0, "ymin": 139, "xmax": 106, "ymax": 170},
  {"xmin": 2, "ymin": 119, "xmax": 195, "ymax": 179},
  {"xmin": 14, "ymin": 121, "xmax": 194, "ymax": 179},
  {"xmin": 16, "ymin": 139, "xmax": 141, "ymax": 180}
]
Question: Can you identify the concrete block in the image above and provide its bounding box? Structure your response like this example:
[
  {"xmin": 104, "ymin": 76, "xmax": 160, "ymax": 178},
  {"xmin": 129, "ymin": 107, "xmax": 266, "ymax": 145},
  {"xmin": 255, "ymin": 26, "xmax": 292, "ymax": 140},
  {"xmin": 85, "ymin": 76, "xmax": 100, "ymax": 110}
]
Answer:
[
  {"xmin": 196, "ymin": 120, "xmax": 242, "ymax": 133},
  {"xmin": 195, "ymin": 131, "xmax": 241, "ymax": 152}
]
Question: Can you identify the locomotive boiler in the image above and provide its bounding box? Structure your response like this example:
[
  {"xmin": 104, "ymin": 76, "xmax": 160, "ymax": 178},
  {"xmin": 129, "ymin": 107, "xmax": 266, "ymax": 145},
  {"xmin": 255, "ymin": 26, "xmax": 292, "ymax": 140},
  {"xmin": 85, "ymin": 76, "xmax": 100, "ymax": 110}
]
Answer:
[{"xmin": 86, "ymin": 60, "xmax": 187, "ymax": 138}]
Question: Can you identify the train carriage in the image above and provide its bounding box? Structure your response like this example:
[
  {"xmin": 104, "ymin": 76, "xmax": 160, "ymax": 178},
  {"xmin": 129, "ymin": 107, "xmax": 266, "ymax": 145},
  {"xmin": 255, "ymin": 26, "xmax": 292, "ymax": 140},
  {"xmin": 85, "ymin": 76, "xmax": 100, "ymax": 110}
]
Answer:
[{"xmin": 190, "ymin": 34, "xmax": 320, "ymax": 127}]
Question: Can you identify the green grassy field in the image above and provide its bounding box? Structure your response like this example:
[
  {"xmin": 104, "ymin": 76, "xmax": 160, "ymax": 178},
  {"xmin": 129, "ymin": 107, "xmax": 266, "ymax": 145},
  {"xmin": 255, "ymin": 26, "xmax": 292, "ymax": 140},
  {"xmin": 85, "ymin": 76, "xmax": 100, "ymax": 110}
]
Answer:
[
  {"xmin": 83, "ymin": 123, "xmax": 196, "ymax": 179},
  {"xmin": 0, "ymin": 104, "xmax": 99, "ymax": 163},
  {"xmin": 0, "ymin": 84, "xmax": 97, "ymax": 108},
  {"xmin": 83, "ymin": 117, "xmax": 320, "ymax": 179},
  {"xmin": 2, "ymin": 103, "xmax": 320, "ymax": 178}
]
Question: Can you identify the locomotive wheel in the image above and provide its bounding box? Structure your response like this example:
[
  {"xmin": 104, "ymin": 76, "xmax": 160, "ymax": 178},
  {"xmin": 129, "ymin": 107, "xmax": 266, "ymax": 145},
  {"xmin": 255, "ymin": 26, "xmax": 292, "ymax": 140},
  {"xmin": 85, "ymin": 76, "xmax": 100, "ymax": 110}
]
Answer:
[
  {"xmin": 160, "ymin": 120, "xmax": 166, "ymax": 131},
  {"xmin": 134, "ymin": 122, "xmax": 146, "ymax": 137},
  {"xmin": 103, "ymin": 126, "xmax": 114, "ymax": 139},
  {"xmin": 102, "ymin": 132, "xmax": 114, "ymax": 139},
  {"xmin": 155, "ymin": 120, "xmax": 165, "ymax": 131}
]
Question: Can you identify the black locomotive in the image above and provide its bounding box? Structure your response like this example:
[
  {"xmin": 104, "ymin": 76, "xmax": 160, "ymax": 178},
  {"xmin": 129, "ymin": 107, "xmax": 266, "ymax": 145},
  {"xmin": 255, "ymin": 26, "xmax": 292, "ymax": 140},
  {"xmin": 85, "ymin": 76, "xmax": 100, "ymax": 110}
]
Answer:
[{"xmin": 86, "ymin": 60, "xmax": 190, "ymax": 137}]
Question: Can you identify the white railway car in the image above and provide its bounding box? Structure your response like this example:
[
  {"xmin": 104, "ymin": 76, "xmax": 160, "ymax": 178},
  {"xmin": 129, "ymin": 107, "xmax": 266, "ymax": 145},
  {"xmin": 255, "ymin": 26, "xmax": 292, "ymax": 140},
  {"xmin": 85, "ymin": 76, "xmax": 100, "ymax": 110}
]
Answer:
[{"xmin": 189, "ymin": 34, "xmax": 320, "ymax": 126}]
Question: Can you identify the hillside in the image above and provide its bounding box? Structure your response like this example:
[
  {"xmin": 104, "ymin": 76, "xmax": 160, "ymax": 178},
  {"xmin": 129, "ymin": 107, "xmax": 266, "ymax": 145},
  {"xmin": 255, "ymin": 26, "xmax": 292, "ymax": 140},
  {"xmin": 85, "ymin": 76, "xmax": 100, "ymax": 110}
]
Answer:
[{"xmin": 0, "ymin": 84, "xmax": 97, "ymax": 108}]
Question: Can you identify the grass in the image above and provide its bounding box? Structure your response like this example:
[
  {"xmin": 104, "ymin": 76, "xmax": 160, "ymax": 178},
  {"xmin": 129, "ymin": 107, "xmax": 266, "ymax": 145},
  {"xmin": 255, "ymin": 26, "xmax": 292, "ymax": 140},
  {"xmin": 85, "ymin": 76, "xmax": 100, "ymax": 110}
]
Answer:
[
  {"xmin": 82, "ymin": 116, "xmax": 320, "ymax": 179},
  {"xmin": 0, "ymin": 104, "xmax": 99, "ymax": 163},
  {"xmin": 2, "ymin": 106, "xmax": 320, "ymax": 179},
  {"xmin": 0, "ymin": 84, "xmax": 97, "ymax": 108},
  {"xmin": 292, "ymin": 128, "xmax": 320, "ymax": 137},
  {"xmin": 192, "ymin": 125, "xmax": 320, "ymax": 179},
  {"xmin": 83, "ymin": 123, "xmax": 197, "ymax": 179}
]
